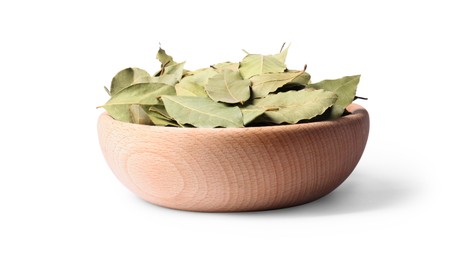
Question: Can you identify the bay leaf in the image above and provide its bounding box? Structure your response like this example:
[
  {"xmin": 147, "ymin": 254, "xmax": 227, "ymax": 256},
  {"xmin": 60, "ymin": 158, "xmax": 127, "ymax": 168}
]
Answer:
[
  {"xmin": 155, "ymin": 74, "xmax": 180, "ymax": 86},
  {"xmin": 146, "ymin": 105, "xmax": 179, "ymax": 127},
  {"xmin": 133, "ymin": 75, "xmax": 179, "ymax": 86},
  {"xmin": 110, "ymin": 67, "xmax": 150, "ymax": 95},
  {"xmin": 273, "ymin": 43, "xmax": 290, "ymax": 64},
  {"xmin": 250, "ymin": 70, "xmax": 311, "ymax": 98},
  {"xmin": 104, "ymin": 83, "xmax": 175, "ymax": 106},
  {"xmin": 160, "ymin": 62, "xmax": 185, "ymax": 81},
  {"xmin": 103, "ymin": 104, "xmax": 132, "ymax": 123},
  {"xmin": 155, "ymin": 47, "xmax": 182, "ymax": 77},
  {"xmin": 132, "ymin": 76, "xmax": 160, "ymax": 84},
  {"xmin": 161, "ymin": 95, "xmax": 244, "ymax": 128},
  {"xmin": 247, "ymin": 89, "xmax": 337, "ymax": 124},
  {"xmin": 101, "ymin": 83, "xmax": 175, "ymax": 122},
  {"xmin": 146, "ymin": 111, "xmax": 179, "ymax": 127},
  {"xmin": 175, "ymin": 81, "xmax": 208, "ymax": 97},
  {"xmin": 175, "ymin": 68, "xmax": 216, "ymax": 97},
  {"xmin": 181, "ymin": 68, "xmax": 217, "ymax": 86},
  {"xmin": 130, "ymin": 104, "xmax": 154, "ymax": 125},
  {"xmin": 205, "ymin": 70, "xmax": 251, "ymax": 104},
  {"xmin": 308, "ymin": 75, "xmax": 360, "ymax": 119},
  {"xmin": 240, "ymin": 107, "xmax": 266, "ymax": 125},
  {"xmin": 156, "ymin": 47, "xmax": 176, "ymax": 68},
  {"xmin": 239, "ymin": 54, "xmax": 286, "ymax": 79},
  {"xmin": 149, "ymin": 105, "xmax": 173, "ymax": 120},
  {"xmin": 211, "ymin": 62, "xmax": 239, "ymax": 72}
]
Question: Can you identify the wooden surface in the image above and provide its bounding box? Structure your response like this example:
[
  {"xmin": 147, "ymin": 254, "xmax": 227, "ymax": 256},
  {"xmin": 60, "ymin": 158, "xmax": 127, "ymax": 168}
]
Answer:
[{"xmin": 97, "ymin": 104, "xmax": 369, "ymax": 212}]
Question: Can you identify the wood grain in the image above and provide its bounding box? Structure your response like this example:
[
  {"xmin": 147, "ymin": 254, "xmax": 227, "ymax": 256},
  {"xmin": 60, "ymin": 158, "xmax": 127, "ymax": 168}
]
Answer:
[{"xmin": 97, "ymin": 104, "xmax": 369, "ymax": 212}]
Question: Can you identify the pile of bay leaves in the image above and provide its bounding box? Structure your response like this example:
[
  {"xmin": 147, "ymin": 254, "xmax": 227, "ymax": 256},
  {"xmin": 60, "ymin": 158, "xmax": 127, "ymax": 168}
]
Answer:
[{"xmin": 100, "ymin": 45, "xmax": 360, "ymax": 128}]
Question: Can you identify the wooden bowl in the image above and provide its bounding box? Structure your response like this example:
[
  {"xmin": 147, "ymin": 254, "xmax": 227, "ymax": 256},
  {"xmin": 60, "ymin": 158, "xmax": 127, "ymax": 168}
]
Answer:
[{"xmin": 97, "ymin": 103, "xmax": 369, "ymax": 212}]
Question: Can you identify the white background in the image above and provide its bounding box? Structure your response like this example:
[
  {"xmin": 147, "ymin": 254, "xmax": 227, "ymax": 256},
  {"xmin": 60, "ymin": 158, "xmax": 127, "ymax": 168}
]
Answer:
[{"xmin": 1, "ymin": 0, "xmax": 469, "ymax": 259}]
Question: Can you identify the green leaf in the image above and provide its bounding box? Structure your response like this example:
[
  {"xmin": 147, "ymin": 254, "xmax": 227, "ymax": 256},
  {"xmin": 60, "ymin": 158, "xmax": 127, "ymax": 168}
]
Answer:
[
  {"xmin": 240, "ymin": 107, "xmax": 266, "ymax": 125},
  {"xmin": 175, "ymin": 68, "xmax": 216, "ymax": 97},
  {"xmin": 239, "ymin": 54, "xmax": 286, "ymax": 79},
  {"xmin": 147, "ymin": 112, "xmax": 179, "ymax": 127},
  {"xmin": 155, "ymin": 47, "xmax": 183, "ymax": 77},
  {"xmin": 104, "ymin": 83, "xmax": 175, "ymax": 106},
  {"xmin": 155, "ymin": 74, "xmax": 180, "ymax": 86},
  {"xmin": 308, "ymin": 75, "xmax": 360, "ymax": 119},
  {"xmin": 175, "ymin": 81, "xmax": 208, "ymax": 97},
  {"xmin": 161, "ymin": 62, "xmax": 185, "ymax": 81},
  {"xmin": 133, "ymin": 75, "xmax": 178, "ymax": 86},
  {"xmin": 211, "ymin": 62, "xmax": 239, "ymax": 72},
  {"xmin": 183, "ymin": 68, "xmax": 217, "ymax": 84},
  {"xmin": 149, "ymin": 105, "xmax": 173, "ymax": 120},
  {"xmin": 273, "ymin": 43, "xmax": 290, "ymax": 64},
  {"xmin": 110, "ymin": 68, "xmax": 150, "ymax": 95},
  {"xmin": 250, "ymin": 70, "xmax": 311, "ymax": 98},
  {"xmin": 161, "ymin": 95, "xmax": 244, "ymax": 128},
  {"xmin": 157, "ymin": 47, "xmax": 176, "ymax": 67},
  {"xmin": 147, "ymin": 105, "xmax": 179, "ymax": 126},
  {"xmin": 101, "ymin": 83, "xmax": 175, "ymax": 122},
  {"xmin": 130, "ymin": 104, "xmax": 154, "ymax": 125},
  {"xmin": 247, "ymin": 89, "xmax": 337, "ymax": 124},
  {"xmin": 132, "ymin": 76, "xmax": 160, "ymax": 84},
  {"xmin": 102, "ymin": 83, "xmax": 175, "ymax": 123},
  {"xmin": 103, "ymin": 104, "xmax": 132, "ymax": 123},
  {"xmin": 205, "ymin": 70, "xmax": 251, "ymax": 104}
]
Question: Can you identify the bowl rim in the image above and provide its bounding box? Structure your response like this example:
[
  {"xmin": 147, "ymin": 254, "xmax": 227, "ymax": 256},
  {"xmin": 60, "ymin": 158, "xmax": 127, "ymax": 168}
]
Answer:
[{"xmin": 98, "ymin": 103, "xmax": 368, "ymax": 133}]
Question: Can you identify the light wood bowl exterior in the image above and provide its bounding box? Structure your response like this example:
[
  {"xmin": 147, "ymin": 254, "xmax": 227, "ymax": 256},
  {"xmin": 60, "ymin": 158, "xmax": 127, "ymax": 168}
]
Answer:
[{"xmin": 97, "ymin": 104, "xmax": 369, "ymax": 212}]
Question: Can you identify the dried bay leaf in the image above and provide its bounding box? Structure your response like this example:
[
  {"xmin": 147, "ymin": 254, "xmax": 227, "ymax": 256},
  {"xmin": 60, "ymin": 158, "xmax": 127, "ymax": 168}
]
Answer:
[
  {"xmin": 157, "ymin": 47, "xmax": 176, "ymax": 68},
  {"xmin": 130, "ymin": 104, "xmax": 154, "ymax": 125},
  {"xmin": 211, "ymin": 62, "xmax": 239, "ymax": 72},
  {"xmin": 239, "ymin": 54, "xmax": 286, "ymax": 79},
  {"xmin": 149, "ymin": 105, "xmax": 173, "ymax": 120},
  {"xmin": 175, "ymin": 68, "xmax": 217, "ymax": 97},
  {"xmin": 155, "ymin": 47, "xmax": 185, "ymax": 78},
  {"xmin": 101, "ymin": 83, "xmax": 175, "ymax": 122},
  {"xmin": 308, "ymin": 75, "xmax": 360, "ymax": 119},
  {"xmin": 160, "ymin": 62, "xmax": 185, "ymax": 81},
  {"xmin": 101, "ymin": 45, "xmax": 362, "ymax": 128},
  {"xmin": 240, "ymin": 107, "xmax": 266, "ymax": 125},
  {"xmin": 146, "ymin": 106, "xmax": 179, "ymax": 127},
  {"xmin": 273, "ymin": 43, "xmax": 290, "ymax": 64},
  {"xmin": 146, "ymin": 111, "xmax": 179, "ymax": 127},
  {"xmin": 155, "ymin": 74, "xmax": 180, "ymax": 86},
  {"xmin": 247, "ymin": 89, "xmax": 337, "ymax": 124},
  {"xmin": 161, "ymin": 95, "xmax": 244, "ymax": 128},
  {"xmin": 250, "ymin": 70, "xmax": 311, "ymax": 98},
  {"xmin": 104, "ymin": 83, "xmax": 175, "ymax": 106},
  {"xmin": 132, "ymin": 76, "xmax": 160, "ymax": 84},
  {"xmin": 110, "ymin": 67, "xmax": 150, "ymax": 95},
  {"xmin": 103, "ymin": 104, "xmax": 132, "ymax": 123},
  {"xmin": 183, "ymin": 68, "xmax": 217, "ymax": 85},
  {"xmin": 205, "ymin": 70, "xmax": 251, "ymax": 104},
  {"xmin": 133, "ymin": 75, "xmax": 179, "ymax": 87},
  {"xmin": 175, "ymin": 81, "xmax": 208, "ymax": 97}
]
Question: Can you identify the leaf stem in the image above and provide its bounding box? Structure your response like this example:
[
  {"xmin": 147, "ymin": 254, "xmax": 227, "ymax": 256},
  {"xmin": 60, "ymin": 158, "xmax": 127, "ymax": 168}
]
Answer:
[
  {"xmin": 104, "ymin": 86, "xmax": 111, "ymax": 96},
  {"xmin": 354, "ymin": 96, "xmax": 368, "ymax": 100},
  {"xmin": 266, "ymin": 107, "xmax": 280, "ymax": 112}
]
